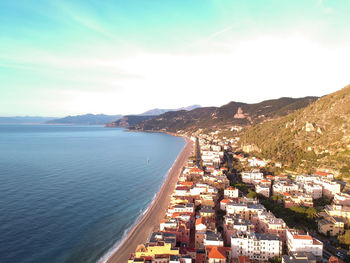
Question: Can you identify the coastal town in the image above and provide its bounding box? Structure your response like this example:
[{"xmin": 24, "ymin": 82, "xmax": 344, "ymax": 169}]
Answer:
[{"xmin": 125, "ymin": 131, "xmax": 350, "ymax": 263}]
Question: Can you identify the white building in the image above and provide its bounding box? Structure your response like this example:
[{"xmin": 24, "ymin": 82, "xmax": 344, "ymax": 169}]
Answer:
[
  {"xmin": 286, "ymin": 229, "xmax": 323, "ymax": 257},
  {"xmin": 248, "ymin": 157, "xmax": 266, "ymax": 167},
  {"xmin": 255, "ymin": 185, "xmax": 270, "ymax": 198},
  {"xmin": 224, "ymin": 187, "xmax": 239, "ymax": 199},
  {"xmin": 273, "ymin": 182, "xmax": 299, "ymax": 196},
  {"xmin": 314, "ymin": 178, "xmax": 341, "ymax": 198},
  {"xmin": 303, "ymin": 184, "xmax": 322, "ymax": 199},
  {"xmin": 242, "ymin": 170, "xmax": 264, "ymax": 184},
  {"xmin": 334, "ymin": 192, "xmax": 350, "ymax": 206},
  {"xmin": 231, "ymin": 232, "xmax": 282, "ymax": 261}
]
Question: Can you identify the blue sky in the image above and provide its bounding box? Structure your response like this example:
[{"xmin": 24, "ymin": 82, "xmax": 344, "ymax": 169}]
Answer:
[{"xmin": 1, "ymin": 0, "xmax": 350, "ymax": 116}]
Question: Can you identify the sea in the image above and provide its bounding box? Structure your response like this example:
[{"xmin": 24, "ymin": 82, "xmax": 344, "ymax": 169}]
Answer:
[{"xmin": 0, "ymin": 125, "xmax": 186, "ymax": 263}]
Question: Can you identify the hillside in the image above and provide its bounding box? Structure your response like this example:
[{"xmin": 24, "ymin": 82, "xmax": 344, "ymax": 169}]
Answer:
[
  {"xmin": 105, "ymin": 115, "xmax": 156, "ymax": 128},
  {"xmin": 47, "ymin": 114, "xmax": 122, "ymax": 125},
  {"xmin": 132, "ymin": 97, "xmax": 318, "ymax": 133},
  {"xmin": 0, "ymin": 116, "xmax": 55, "ymax": 124},
  {"xmin": 241, "ymin": 85, "xmax": 350, "ymax": 176},
  {"xmin": 140, "ymin": 105, "xmax": 201, "ymax": 116}
]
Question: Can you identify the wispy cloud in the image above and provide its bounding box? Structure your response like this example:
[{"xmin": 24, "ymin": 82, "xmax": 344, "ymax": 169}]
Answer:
[{"xmin": 317, "ymin": 0, "xmax": 333, "ymax": 14}]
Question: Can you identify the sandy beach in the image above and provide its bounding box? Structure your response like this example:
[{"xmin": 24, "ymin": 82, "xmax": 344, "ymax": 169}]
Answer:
[{"xmin": 105, "ymin": 137, "xmax": 194, "ymax": 263}]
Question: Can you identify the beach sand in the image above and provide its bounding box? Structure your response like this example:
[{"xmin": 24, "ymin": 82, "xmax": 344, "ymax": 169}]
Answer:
[{"xmin": 105, "ymin": 137, "xmax": 193, "ymax": 263}]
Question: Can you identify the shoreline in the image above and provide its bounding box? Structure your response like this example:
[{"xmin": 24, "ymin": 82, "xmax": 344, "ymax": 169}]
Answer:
[{"xmin": 104, "ymin": 135, "xmax": 194, "ymax": 263}]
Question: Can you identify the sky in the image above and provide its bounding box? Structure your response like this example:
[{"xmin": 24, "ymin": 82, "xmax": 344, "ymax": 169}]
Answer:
[{"xmin": 1, "ymin": 0, "xmax": 350, "ymax": 117}]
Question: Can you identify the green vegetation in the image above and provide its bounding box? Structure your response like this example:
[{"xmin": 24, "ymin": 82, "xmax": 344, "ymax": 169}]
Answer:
[
  {"xmin": 269, "ymin": 257, "xmax": 282, "ymax": 263},
  {"xmin": 246, "ymin": 190, "xmax": 258, "ymax": 199},
  {"xmin": 338, "ymin": 230, "xmax": 350, "ymax": 246},
  {"xmin": 132, "ymin": 97, "xmax": 317, "ymax": 133},
  {"xmin": 313, "ymin": 197, "xmax": 333, "ymax": 208},
  {"xmin": 241, "ymin": 85, "xmax": 350, "ymax": 174},
  {"xmin": 232, "ymin": 182, "xmax": 249, "ymax": 195},
  {"xmin": 260, "ymin": 196, "xmax": 317, "ymax": 230}
]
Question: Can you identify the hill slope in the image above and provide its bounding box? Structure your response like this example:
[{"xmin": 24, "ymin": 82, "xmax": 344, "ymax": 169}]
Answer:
[
  {"xmin": 0, "ymin": 116, "xmax": 55, "ymax": 124},
  {"xmin": 133, "ymin": 97, "xmax": 318, "ymax": 133},
  {"xmin": 140, "ymin": 105, "xmax": 201, "ymax": 116},
  {"xmin": 105, "ymin": 115, "xmax": 156, "ymax": 128},
  {"xmin": 241, "ymin": 85, "xmax": 350, "ymax": 175},
  {"xmin": 47, "ymin": 114, "xmax": 122, "ymax": 125}
]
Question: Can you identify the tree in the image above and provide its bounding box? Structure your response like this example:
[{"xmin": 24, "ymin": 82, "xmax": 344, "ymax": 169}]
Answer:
[
  {"xmin": 269, "ymin": 257, "xmax": 281, "ymax": 263},
  {"xmin": 306, "ymin": 207, "xmax": 317, "ymax": 219},
  {"xmin": 247, "ymin": 190, "xmax": 258, "ymax": 199},
  {"xmin": 338, "ymin": 230, "xmax": 350, "ymax": 246}
]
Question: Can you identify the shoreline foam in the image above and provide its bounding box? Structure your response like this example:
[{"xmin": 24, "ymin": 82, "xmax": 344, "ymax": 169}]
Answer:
[{"xmin": 102, "ymin": 135, "xmax": 193, "ymax": 263}]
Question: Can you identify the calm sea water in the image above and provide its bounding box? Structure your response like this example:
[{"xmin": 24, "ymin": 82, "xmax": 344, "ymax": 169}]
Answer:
[{"xmin": 0, "ymin": 125, "xmax": 186, "ymax": 263}]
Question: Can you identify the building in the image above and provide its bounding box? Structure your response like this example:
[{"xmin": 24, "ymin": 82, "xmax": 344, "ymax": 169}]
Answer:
[
  {"xmin": 132, "ymin": 241, "xmax": 179, "ymax": 260},
  {"xmin": 223, "ymin": 215, "xmax": 254, "ymax": 246},
  {"xmin": 325, "ymin": 204, "xmax": 350, "ymax": 223},
  {"xmin": 314, "ymin": 178, "xmax": 341, "ymax": 198},
  {"xmin": 226, "ymin": 202, "xmax": 265, "ymax": 221},
  {"xmin": 255, "ymin": 185, "xmax": 270, "ymax": 198},
  {"xmin": 329, "ymin": 256, "xmax": 345, "ymax": 263},
  {"xmin": 204, "ymin": 230, "xmax": 224, "ymax": 247},
  {"xmin": 334, "ymin": 193, "xmax": 350, "ymax": 206},
  {"xmin": 251, "ymin": 211, "xmax": 287, "ymax": 244},
  {"xmin": 284, "ymin": 193, "xmax": 313, "ymax": 208},
  {"xmin": 286, "ymin": 229, "xmax": 323, "ymax": 257},
  {"xmin": 206, "ymin": 246, "xmax": 231, "ymax": 263},
  {"xmin": 303, "ymin": 183, "xmax": 323, "ymax": 199},
  {"xmin": 231, "ymin": 232, "xmax": 282, "ymax": 261},
  {"xmin": 282, "ymin": 252, "xmax": 317, "ymax": 263},
  {"xmin": 318, "ymin": 213, "xmax": 345, "ymax": 236},
  {"xmin": 220, "ymin": 199, "xmax": 231, "ymax": 211},
  {"xmin": 224, "ymin": 186, "xmax": 239, "ymax": 199},
  {"xmin": 242, "ymin": 170, "xmax": 264, "ymax": 184},
  {"xmin": 273, "ymin": 182, "xmax": 299, "ymax": 196}
]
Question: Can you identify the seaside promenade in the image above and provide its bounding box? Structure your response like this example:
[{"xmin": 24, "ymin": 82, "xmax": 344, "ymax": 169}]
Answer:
[{"xmin": 106, "ymin": 137, "xmax": 193, "ymax": 263}]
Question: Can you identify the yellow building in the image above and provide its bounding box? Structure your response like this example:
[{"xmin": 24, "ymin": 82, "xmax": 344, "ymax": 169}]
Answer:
[{"xmin": 133, "ymin": 242, "xmax": 179, "ymax": 259}]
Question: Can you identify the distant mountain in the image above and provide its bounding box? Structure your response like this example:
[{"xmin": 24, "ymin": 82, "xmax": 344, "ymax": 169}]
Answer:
[
  {"xmin": 132, "ymin": 97, "xmax": 318, "ymax": 133},
  {"xmin": 241, "ymin": 85, "xmax": 350, "ymax": 176},
  {"xmin": 47, "ymin": 114, "xmax": 122, "ymax": 125},
  {"xmin": 0, "ymin": 116, "xmax": 55, "ymax": 124},
  {"xmin": 105, "ymin": 115, "xmax": 156, "ymax": 128},
  {"xmin": 140, "ymin": 105, "xmax": 201, "ymax": 116}
]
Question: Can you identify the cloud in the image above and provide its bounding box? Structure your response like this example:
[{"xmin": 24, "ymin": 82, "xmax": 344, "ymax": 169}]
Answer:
[{"xmin": 317, "ymin": 0, "xmax": 333, "ymax": 14}]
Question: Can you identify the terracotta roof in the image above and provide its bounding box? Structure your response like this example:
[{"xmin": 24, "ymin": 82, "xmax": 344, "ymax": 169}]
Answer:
[
  {"xmin": 225, "ymin": 186, "xmax": 237, "ymax": 191},
  {"xmin": 180, "ymin": 181, "xmax": 194, "ymax": 186},
  {"xmin": 277, "ymin": 174, "xmax": 288, "ymax": 178},
  {"xmin": 189, "ymin": 168, "xmax": 203, "ymax": 173},
  {"xmin": 220, "ymin": 199, "xmax": 231, "ymax": 204},
  {"xmin": 196, "ymin": 217, "xmax": 206, "ymax": 226},
  {"xmin": 283, "ymin": 192, "xmax": 292, "ymax": 196},
  {"xmin": 292, "ymin": 235, "xmax": 312, "ymax": 240},
  {"xmin": 239, "ymin": 255, "xmax": 251, "ymax": 263},
  {"xmin": 315, "ymin": 171, "xmax": 332, "ymax": 176},
  {"xmin": 171, "ymin": 213, "xmax": 181, "ymax": 218},
  {"xmin": 207, "ymin": 246, "xmax": 226, "ymax": 259},
  {"xmin": 261, "ymin": 179, "xmax": 270, "ymax": 183},
  {"xmin": 329, "ymin": 256, "xmax": 345, "ymax": 263}
]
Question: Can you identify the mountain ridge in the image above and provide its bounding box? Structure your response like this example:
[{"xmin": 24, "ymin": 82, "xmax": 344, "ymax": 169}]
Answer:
[
  {"xmin": 240, "ymin": 85, "xmax": 350, "ymax": 176},
  {"xmin": 140, "ymin": 105, "xmax": 201, "ymax": 116},
  {"xmin": 47, "ymin": 114, "xmax": 122, "ymax": 125},
  {"xmin": 131, "ymin": 96, "xmax": 318, "ymax": 133}
]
